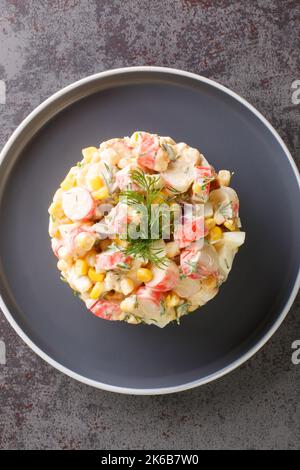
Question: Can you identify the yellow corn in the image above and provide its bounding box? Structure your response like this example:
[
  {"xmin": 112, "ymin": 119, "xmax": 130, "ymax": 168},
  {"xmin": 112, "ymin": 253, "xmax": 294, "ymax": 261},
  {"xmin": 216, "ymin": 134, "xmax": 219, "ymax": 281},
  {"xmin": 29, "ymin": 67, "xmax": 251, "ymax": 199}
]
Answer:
[
  {"xmin": 205, "ymin": 217, "xmax": 216, "ymax": 231},
  {"xmin": 224, "ymin": 220, "xmax": 236, "ymax": 231},
  {"xmin": 92, "ymin": 186, "xmax": 109, "ymax": 201},
  {"xmin": 165, "ymin": 292, "xmax": 181, "ymax": 308},
  {"xmin": 57, "ymin": 259, "xmax": 70, "ymax": 272},
  {"xmin": 152, "ymin": 194, "xmax": 165, "ymax": 204},
  {"xmin": 114, "ymin": 237, "xmax": 129, "ymax": 249},
  {"xmin": 209, "ymin": 226, "xmax": 223, "ymax": 242},
  {"xmin": 165, "ymin": 241, "xmax": 180, "ymax": 259},
  {"xmin": 88, "ymin": 175, "xmax": 104, "ymax": 191},
  {"xmin": 89, "ymin": 281, "xmax": 104, "ymax": 300},
  {"xmin": 75, "ymin": 232, "xmax": 95, "ymax": 252},
  {"xmin": 82, "ymin": 146, "xmax": 98, "ymax": 164},
  {"xmin": 120, "ymin": 296, "xmax": 136, "ymax": 313},
  {"xmin": 136, "ymin": 268, "xmax": 153, "ymax": 283},
  {"xmin": 218, "ymin": 170, "xmax": 231, "ymax": 187},
  {"xmin": 192, "ymin": 182, "xmax": 202, "ymax": 194},
  {"xmin": 131, "ymin": 131, "xmax": 140, "ymax": 142},
  {"xmin": 48, "ymin": 200, "xmax": 64, "ymax": 218},
  {"xmin": 91, "ymin": 153, "xmax": 101, "ymax": 163},
  {"xmin": 201, "ymin": 275, "xmax": 217, "ymax": 290},
  {"xmin": 75, "ymin": 259, "xmax": 89, "ymax": 276},
  {"xmin": 60, "ymin": 172, "xmax": 76, "ymax": 190},
  {"xmin": 88, "ymin": 268, "xmax": 105, "ymax": 282}
]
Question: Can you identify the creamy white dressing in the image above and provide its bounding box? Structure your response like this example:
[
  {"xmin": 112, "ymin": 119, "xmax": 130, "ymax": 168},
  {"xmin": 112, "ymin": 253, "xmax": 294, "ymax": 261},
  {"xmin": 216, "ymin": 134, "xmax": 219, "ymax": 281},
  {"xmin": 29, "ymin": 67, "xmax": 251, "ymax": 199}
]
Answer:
[{"xmin": 49, "ymin": 132, "xmax": 245, "ymax": 327}]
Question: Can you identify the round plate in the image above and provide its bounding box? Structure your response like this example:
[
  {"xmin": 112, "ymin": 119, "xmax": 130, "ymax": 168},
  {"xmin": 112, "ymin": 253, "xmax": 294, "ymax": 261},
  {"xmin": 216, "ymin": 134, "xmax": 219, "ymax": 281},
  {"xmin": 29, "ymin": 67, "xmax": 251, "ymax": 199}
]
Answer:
[{"xmin": 0, "ymin": 67, "xmax": 299, "ymax": 395}]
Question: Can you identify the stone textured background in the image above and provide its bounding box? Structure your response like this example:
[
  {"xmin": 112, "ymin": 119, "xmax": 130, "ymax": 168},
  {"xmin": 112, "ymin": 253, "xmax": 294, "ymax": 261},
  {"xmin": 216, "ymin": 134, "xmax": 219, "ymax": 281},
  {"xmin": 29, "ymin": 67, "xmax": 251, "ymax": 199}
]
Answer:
[{"xmin": 0, "ymin": 0, "xmax": 300, "ymax": 450}]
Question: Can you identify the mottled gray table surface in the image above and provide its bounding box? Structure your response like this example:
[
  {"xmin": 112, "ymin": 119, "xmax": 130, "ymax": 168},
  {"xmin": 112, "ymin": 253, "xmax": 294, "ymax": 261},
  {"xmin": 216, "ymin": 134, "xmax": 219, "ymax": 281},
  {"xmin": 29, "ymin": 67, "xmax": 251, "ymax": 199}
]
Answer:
[{"xmin": 0, "ymin": 0, "xmax": 299, "ymax": 450}]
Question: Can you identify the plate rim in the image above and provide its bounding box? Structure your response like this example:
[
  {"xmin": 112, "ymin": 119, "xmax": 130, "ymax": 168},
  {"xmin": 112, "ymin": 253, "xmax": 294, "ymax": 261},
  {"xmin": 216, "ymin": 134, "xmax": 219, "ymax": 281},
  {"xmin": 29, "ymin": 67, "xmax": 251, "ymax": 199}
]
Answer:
[{"xmin": 0, "ymin": 65, "xmax": 299, "ymax": 395}]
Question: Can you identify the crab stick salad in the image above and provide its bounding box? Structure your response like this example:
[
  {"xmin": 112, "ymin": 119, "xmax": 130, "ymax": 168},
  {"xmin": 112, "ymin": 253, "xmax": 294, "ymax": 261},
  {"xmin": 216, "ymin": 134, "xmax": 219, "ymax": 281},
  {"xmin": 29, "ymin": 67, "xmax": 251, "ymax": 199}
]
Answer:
[{"xmin": 48, "ymin": 132, "xmax": 245, "ymax": 327}]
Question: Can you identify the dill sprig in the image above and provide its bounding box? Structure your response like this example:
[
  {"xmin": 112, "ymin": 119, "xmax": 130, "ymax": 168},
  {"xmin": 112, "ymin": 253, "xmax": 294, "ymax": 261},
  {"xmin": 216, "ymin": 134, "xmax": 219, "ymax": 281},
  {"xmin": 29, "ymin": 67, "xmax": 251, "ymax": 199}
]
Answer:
[
  {"xmin": 119, "ymin": 169, "xmax": 168, "ymax": 267},
  {"xmin": 125, "ymin": 239, "xmax": 168, "ymax": 267}
]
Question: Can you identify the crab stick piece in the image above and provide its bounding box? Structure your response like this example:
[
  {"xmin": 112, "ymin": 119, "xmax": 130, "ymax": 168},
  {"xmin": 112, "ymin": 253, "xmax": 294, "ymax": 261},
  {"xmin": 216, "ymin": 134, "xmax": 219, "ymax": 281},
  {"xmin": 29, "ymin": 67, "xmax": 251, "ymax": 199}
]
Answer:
[
  {"xmin": 89, "ymin": 299, "xmax": 122, "ymax": 320},
  {"xmin": 62, "ymin": 187, "xmax": 95, "ymax": 221},
  {"xmin": 96, "ymin": 249, "xmax": 132, "ymax": 271},
  {"xmin": 146, "ymin": 260, "xmax": 179, "ymax": 292},
  {"xmin": 136, "ymin": 132, "xmax": 169, "ymax": 172}
]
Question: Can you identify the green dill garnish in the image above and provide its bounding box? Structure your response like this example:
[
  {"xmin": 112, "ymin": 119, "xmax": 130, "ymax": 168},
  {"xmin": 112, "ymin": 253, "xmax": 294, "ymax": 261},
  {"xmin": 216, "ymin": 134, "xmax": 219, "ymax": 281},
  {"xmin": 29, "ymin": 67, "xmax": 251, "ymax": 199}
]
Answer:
[
  {"xmin": 200, "ymin": 175, "xmax": 214, "ymax": 191},
  {"xmin": 125, "ymin": 239, "xmax": 168, "ymax": 268},
  {"xmin": 120, "ymin": 169, "xmax": 169, "ymax": 268},
  {"xmin": 167, "ymin": 186, "xmax": 190, "ymax": 202},
  {"xmin": 103, "ymin": 162, "xmax": 113, "ymax": 181},
  {"xmin": 77, "ymin": 161, "xmax": 83, "ymax": 167},
  {"xmin": 119, "ymin": 189, "xmax": 144, "ymax": 206},
  {"xmin": 116, "ymin": 262, "xmax": 131, "ymax": 270},
  {"xmin": 101, "ymin": 162, "xmax": 113, "ymax": 190},
  {"xmin": 60, "ymin": 275, "xmax": 68, "ymax": 283},
  {"xmin": 186, "ymin": 259, "xmax": 198, "ymax": 273},
  {"xmin": 106, "ymin": 242, "xmax": 120, "ymax": 253}
]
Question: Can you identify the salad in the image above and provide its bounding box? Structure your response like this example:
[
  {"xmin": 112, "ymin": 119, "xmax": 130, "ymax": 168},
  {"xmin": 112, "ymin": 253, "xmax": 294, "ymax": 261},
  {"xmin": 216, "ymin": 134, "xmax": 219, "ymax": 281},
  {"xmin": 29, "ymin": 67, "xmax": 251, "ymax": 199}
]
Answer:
[{"xmin": 49, "ymin": 132, "xmax": 245, "ymax": 327}]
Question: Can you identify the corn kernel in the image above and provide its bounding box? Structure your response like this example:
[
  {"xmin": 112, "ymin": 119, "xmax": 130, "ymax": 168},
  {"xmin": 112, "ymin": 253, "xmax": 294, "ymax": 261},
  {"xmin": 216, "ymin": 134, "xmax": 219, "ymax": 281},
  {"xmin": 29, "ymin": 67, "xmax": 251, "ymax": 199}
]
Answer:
[
  {"xmin": 192, "ymin": 182, "xmax": 202, "ymax": 194},
  {"xmin": 48, "ymin": 200, "xmax": 64, "ymax": 218},
  {"xmin": 74, "ymin": 232, "xmax": 95, "ymax": 252},
  {"xmin": 209, "ymin": 226, "xmax": 223, "ymax": 242},
  {"xmin": 91, "ymin": 152, "xmax": 101, "ymax": 163},
  {"xmin": 57, "ymin": 259, "xmax": 69, "ymax": 272},
  {"xmin": 136, "ymin": 268, "xmax": 153, "ymax": 283},
  {"xmin": 82, "ymin": 146, "xmax": 98, "ymax": 163},
  {"xmin": 75, "ymin": 259, "xmax": 89, "ymax": 276},
  {"xmin": 127, "ymin": 314, "xmax": 139, "ymax": 324},
  {"xmin": 115, "ymin": 238, "xmax": 129, "ymax": 249},
  {"xmin": 120, "ymin": 296, "xmax": 136, "ymax": 313},
  {"xmin": 89, "ymin": 281, "xmax": 104, "ymax": 299},
  {"xmin": 60, "ymin": 173, "xmax": 76, "ymax": 191},
  {"xmin": 224, "ymin": 220, "xmax": 236, "ymax": 231},
  {"xmin": 214, "ymin": 212, "xmax": 225, "ymax": 225},
  {"xmin": 87, "ymin": 175, "xmax": 104, "ymax": 191},
  {"xmin": 218, "ymin": 170, "xmax": 231, "ymax": 187},
  {"xmin": 131, "ymin": 131, "xmax": 140, "ymax": 142},
  {"xmin": 165, "ymin": 241, "xmax": 180, "ymax": 259},
  {"xmin": 92, "ymin": 186, "xmax": 109, "ymax": 201},
  {"xmin": 205, "ymin": 217, "xmax": 216, "ymax": 231},
  {"xmin": 88, "ymin": 268, "xmax": 105, "ymax": 282},
  {"xmin": 152, "ymin": 194, "xmax": 165, "ymax": 204},
  {"xmin": 201, "ymin": 275, "xmax": 217, "ymax": 290},
  {"xmin": 165, "ymin": 292, "xmax": 181, "ymax": 308},
  {"xmin": 120, "ymin": 277, "xmax": 135, "ymax": 295}
]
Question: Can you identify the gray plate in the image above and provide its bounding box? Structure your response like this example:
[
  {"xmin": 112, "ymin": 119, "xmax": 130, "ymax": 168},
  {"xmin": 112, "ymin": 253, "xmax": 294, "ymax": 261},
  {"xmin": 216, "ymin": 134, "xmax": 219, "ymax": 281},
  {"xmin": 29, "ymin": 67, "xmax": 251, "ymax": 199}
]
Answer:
[{"xmin": 0, "ymin": 67, "xmax": 300, "ymax": 395}]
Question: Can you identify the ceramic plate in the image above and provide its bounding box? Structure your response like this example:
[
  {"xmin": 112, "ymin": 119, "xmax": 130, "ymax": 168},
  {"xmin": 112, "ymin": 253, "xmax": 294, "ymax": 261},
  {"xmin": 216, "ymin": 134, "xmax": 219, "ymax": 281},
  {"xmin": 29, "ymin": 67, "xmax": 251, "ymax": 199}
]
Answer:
[{"xmin": 0, "ymin": 67, "xmax": 299, "ymax": 394}]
